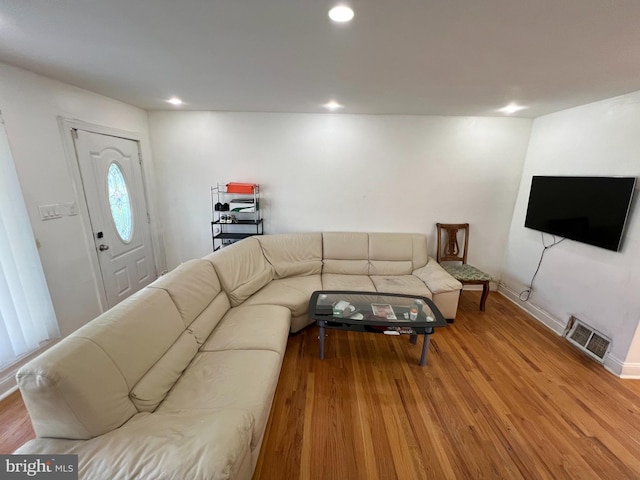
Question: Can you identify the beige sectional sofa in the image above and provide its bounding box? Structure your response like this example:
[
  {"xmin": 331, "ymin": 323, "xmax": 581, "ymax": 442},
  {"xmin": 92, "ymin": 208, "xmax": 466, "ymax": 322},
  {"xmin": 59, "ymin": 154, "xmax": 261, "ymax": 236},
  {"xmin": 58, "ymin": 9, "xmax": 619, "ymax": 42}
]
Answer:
[{"xmin": 15, "ymin": 232, "xmax": 462, "ymax": 479}]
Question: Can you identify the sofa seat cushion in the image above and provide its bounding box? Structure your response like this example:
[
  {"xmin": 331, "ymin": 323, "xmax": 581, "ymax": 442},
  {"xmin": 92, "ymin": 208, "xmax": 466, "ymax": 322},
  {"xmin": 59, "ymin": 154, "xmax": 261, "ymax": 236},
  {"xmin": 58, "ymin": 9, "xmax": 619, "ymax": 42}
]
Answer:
[
  {"xmin": 370, "ymin": 275, "xmax": 432, "ymax": 298},
  {"xmin": 200, "ymin": 305, "xmax": 291, "ymax": 355},
  {"xmin": 15, "ymin": 409, "xmax": 253, "ymax": 480},
  {"xmin": 291, "ymin": 314, "xmax": 314, "ymax": 333},
  {"xmin": 243, "ymin": 275, "xmax": 321, "ymax": 317},
  {"xmin": 321, "ymin": 274, "xmax": 376, "ymax": 292},
  {"xmin": 414, "ymin": 257, "xmax": 463, "ymax": 294},
  {"xmin": 158, "ymin": 350, "xmax": 283, "ymax": 449}
]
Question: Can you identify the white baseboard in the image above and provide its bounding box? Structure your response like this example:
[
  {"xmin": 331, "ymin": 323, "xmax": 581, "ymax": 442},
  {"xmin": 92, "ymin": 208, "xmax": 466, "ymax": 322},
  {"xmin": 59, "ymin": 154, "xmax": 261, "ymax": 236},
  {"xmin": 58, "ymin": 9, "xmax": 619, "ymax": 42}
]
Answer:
[
  {"xmin": 497, "ymin": 283, "xmax": 566, "ymax": 336},
  {"xmin": 0, "ymin": 383, "xmax": 18, "ymax": 402},
  {"xmin": 604, "ymin": 354, "xmax": 624, "ymax": 377},
  {"xmin": 498, "ymin": 283, "xmax": 640, "ymax": 379},
  {"xmin": 462, "ymin": 281, "xmax": 498, "ymax": 292},
  {"xmin": 0, "ymin": 366, "xmax": 20, "ymax": 401},
  {"xmin": 605, "ymin": 354, "xmax": 640, "ymax": 379}
]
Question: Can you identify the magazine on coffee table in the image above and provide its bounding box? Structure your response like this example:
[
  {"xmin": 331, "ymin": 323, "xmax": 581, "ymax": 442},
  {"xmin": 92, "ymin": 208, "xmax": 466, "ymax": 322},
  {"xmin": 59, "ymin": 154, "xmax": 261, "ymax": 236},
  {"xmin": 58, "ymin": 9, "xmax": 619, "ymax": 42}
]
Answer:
[{"xmin": 371, "ymin": 303, "xmax": 397, "ymax": 320}]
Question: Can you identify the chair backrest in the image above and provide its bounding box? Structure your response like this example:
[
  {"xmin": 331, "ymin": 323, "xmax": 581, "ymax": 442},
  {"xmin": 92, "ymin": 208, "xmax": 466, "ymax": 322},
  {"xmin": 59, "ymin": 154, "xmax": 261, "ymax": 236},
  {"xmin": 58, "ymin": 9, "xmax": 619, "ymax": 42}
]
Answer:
[{"xmin": 436, "ymin": 223, "xmax": 469, "ymax": 264}]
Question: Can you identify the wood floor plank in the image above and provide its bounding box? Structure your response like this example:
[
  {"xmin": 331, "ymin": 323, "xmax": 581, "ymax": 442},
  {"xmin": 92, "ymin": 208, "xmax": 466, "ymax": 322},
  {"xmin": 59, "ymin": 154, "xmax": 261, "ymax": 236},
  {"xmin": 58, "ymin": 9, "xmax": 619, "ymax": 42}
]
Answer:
[{"xmin": 0, "ymin": 390, "xmax": 34, "ymax": 454}]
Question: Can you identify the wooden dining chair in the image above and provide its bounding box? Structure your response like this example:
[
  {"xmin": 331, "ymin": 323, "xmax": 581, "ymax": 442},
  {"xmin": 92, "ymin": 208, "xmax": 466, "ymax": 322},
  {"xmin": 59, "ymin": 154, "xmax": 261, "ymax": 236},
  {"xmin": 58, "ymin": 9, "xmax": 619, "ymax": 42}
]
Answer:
[{"xmin": 436, "ymin": 223, "xmax": 492, "ymax": 311}]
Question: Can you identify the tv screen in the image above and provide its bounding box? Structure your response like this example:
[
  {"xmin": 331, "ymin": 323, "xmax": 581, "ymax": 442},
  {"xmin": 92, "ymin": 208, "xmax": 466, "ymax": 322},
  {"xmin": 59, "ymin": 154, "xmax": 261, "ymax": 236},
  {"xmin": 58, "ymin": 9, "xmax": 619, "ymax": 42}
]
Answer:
[{"xmin": 524, "ymin": 176, "xmax": 636, "ymax": 251}]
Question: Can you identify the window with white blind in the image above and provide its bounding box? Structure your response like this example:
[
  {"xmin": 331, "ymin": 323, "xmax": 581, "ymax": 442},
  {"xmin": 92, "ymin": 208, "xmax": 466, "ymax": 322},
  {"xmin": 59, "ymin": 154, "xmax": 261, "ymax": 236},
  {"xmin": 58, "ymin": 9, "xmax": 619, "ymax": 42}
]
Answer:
[{"xmin": 0, "ymin": 111, "xmax": 59, "ymax": 369}]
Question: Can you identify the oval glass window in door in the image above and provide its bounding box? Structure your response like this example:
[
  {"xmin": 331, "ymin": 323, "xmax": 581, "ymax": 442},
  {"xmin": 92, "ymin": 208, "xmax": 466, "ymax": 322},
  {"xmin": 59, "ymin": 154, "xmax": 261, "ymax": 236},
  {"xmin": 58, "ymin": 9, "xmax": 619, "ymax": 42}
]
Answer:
[{"xmin": 107, "ymin": 163, "xmax": 133, "ymax": 242}]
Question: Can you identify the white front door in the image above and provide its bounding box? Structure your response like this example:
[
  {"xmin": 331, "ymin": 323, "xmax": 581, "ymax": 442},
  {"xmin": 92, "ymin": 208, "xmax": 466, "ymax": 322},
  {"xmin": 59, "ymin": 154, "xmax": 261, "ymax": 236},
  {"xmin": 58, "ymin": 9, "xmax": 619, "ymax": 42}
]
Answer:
[{"xmin": 73, "ymin": 129, "xmax": 157, "ymax": 308}]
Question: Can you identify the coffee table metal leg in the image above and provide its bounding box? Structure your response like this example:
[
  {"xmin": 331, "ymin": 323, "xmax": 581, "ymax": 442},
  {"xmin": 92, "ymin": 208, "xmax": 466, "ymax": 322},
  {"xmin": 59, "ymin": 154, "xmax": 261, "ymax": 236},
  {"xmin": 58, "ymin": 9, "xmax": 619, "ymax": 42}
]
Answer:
[
  {"xmin": 420, "ymin": 331, "xmax": 432, "ymax": 366},
  {"xmin": 319, "ymin": 322, "xmax": 325, "ymax": 360}
]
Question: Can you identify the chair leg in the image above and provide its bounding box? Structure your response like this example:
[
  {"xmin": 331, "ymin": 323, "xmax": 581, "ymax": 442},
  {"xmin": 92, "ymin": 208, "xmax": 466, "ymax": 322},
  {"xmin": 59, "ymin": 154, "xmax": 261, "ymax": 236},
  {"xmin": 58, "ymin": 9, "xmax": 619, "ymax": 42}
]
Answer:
[{"xmin": 479, "ymin": 281, "xmax": 490, "ymax": 311}]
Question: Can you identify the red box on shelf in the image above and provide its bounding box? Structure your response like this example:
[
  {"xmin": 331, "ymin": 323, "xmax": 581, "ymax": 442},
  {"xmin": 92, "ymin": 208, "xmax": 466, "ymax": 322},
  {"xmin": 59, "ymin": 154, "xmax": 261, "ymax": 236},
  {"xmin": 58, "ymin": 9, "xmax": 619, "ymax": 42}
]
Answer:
[{"xmin": 226, "ymin": 182, "xmax": 256, "ymax": 194}]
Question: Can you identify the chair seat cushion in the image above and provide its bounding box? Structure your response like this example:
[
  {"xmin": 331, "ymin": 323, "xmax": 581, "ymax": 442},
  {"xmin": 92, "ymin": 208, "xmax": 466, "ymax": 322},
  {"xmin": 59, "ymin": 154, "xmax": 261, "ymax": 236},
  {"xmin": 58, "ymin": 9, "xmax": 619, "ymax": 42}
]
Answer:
[{"xmin": 443, "ymin": 264, "xmax": 491, "ymax": 282}]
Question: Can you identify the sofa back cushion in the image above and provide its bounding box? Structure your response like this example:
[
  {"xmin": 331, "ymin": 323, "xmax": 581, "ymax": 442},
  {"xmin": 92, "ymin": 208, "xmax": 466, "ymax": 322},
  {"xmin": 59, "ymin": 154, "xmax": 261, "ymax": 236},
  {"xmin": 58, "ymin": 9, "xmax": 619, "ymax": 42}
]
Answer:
[
  {"xmin": 368, "ymin": 233, "xmax": 428, "ymax": 275},
  {"xmin": 17, "ymin": 337, "xmax": 138, "ymax": 440},
  {"xmin": 258, "ymin": 233, "xmax": 323, "ymax": 279},
  {"xmin": 17, "ymin": 288, "xmax": 185, "ymax": 439},
  {"xmin": 322, "ymin": 232, "xmax": 370, "ymax": 274},
  {"xmin": 205, "ymin": 237, "xmax": 274, "ymax": 306},
  {"xmin": 148, "ymin": 259, "xmax": 229, "ymax": 344},
  {"xmin": 410, "ymin": 234, "xmax": 429, "ymax": 270},
  {"xmin": 130, "ymin": 330, "xmax": 199, "ymax": 412}
]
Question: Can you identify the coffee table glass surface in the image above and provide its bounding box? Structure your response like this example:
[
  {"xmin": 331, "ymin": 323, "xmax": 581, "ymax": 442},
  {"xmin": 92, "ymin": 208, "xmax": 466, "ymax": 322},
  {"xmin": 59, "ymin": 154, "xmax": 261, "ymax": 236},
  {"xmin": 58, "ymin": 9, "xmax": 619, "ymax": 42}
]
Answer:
[{"xmin": 308, "ymin": 290, "xmax": 447, "ymax": 366}]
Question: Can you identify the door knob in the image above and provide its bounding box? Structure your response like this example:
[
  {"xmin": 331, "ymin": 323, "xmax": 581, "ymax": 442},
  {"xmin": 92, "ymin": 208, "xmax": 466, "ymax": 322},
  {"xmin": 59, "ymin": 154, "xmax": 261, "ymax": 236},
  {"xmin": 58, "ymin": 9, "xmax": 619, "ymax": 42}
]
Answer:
[{"xmin": 99, "ymin": 244, "xmax": 110, "ymax": 251}]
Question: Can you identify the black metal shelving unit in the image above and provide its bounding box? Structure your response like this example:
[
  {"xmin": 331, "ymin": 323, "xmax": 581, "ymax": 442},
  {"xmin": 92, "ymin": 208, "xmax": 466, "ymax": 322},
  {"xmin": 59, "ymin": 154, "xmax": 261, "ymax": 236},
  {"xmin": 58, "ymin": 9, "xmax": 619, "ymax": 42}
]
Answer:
[{"xmin": 211, "ymin": 184, "xmax": 263, "ymax": 251}]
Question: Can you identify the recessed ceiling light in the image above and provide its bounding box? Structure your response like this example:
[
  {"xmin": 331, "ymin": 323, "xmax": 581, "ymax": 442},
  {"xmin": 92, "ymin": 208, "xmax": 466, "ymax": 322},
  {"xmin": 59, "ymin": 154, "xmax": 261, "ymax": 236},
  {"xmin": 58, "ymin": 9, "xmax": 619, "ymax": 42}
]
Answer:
[
  {"xmin": 167, "ymin": 97, "xmax": 183, "ymax": 106},
  {"xmin": 323, "ymin": 100, "xmax": 343, "ymax": 111},
  {"xmin": 328, "ymin": 5, "xmax": 354, "ymax": 23},
  {"xmin": 499, "ymin": 103, "xmax": 527, "ymax": 114}
]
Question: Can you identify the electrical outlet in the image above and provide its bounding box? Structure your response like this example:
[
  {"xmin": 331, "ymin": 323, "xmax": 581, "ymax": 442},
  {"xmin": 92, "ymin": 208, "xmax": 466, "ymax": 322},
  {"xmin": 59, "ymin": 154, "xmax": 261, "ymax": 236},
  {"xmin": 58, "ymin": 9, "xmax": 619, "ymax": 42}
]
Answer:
[{"xmin": 64, "ymin": 201, "xmax": 78, "ymax": 216}]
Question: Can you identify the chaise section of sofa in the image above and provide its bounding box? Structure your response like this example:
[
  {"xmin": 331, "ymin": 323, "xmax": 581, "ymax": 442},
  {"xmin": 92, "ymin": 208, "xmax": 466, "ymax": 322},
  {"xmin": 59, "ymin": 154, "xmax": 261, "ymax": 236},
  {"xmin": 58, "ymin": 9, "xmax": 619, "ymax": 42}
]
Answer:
[{"xmin": 16, "ymin": 258, "xmax": 291, "ymax": 479}]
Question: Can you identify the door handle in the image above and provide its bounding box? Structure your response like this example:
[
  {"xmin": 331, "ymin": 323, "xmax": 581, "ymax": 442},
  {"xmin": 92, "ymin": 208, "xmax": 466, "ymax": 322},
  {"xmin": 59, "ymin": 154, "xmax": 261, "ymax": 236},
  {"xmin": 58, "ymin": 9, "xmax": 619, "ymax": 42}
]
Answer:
[{"xmin": 99, "ymin": 244, "xmax": 110, "ymax": 251}]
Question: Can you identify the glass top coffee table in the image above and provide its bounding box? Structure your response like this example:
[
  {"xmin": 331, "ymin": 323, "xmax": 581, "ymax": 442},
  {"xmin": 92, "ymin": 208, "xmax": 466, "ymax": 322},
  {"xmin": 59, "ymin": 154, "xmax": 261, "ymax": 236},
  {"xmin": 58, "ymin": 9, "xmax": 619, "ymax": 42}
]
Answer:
[{"xmin": 308, "ymin": 290, "xmax": 448, "ymax": 366}]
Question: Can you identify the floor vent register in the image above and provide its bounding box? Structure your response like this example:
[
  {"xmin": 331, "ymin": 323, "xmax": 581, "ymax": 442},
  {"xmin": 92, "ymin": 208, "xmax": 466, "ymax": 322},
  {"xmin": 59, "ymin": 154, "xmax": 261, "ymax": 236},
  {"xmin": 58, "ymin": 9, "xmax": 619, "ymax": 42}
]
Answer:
[{"xmin": 565, "ymin": 316, "xmax": 611, "ymax": 363}]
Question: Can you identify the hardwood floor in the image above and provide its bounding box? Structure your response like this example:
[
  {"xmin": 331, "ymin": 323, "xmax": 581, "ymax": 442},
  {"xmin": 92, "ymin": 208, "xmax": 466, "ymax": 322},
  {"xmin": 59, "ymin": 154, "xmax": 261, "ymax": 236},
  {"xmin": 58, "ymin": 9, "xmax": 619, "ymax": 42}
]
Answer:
[
  {"xmin": 0, "ymin": 390, "xmax": 34, "ymax": 454},
  {"xmin": 3, "ymin": 291, "xmax": 640, "ymax": 479},
  {"xmin": 254, "ymin": 291, "xmax": 640, "ymax": 479}
]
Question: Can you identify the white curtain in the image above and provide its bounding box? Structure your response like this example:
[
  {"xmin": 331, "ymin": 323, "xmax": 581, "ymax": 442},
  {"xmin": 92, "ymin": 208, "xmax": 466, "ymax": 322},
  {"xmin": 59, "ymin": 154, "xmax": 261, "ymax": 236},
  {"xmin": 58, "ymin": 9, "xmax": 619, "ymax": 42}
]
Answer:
[{"xmin": 0, "ymin": 112, "xmax": 59, "ymax": 368}]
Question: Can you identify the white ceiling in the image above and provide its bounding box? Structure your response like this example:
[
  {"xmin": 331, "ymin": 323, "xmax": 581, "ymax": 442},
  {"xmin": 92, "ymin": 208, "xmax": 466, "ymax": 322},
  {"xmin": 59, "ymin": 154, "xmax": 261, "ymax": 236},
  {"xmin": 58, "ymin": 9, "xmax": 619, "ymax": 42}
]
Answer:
[{"xmin": 1, "ymin": 0, "xmax": 640, "ymax": 117}]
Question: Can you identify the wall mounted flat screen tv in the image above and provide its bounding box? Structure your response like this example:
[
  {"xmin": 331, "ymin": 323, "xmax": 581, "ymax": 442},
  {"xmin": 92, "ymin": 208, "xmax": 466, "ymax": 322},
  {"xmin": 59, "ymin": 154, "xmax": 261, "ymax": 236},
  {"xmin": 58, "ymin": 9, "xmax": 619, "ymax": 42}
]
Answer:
[{"xmin": 524, "ymin": 176, "xmax": 636, "ymax": 251}]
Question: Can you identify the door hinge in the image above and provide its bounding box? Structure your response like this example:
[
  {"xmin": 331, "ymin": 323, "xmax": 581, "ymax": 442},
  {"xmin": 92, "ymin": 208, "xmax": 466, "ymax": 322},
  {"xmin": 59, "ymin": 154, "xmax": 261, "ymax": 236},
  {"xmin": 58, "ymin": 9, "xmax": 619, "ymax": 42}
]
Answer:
[
  {"xmin": 147, "ymin": 212, "xmax": 151, "ymax": 224},
  {"xmin": 71, "ymin": 128, "xmax": 78, "ymax": 140},
  {"xmin": 138, "ymin": 152, "xmax": 143, "ymax": 165}
]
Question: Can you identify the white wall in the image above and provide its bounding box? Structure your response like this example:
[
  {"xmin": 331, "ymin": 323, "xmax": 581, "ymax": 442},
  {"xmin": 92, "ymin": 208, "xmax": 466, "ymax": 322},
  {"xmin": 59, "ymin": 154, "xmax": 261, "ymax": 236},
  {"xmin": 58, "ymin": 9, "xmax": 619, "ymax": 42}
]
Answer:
[
  {"xmin": 149, "ymin": 111, "xmax": 532, "ymax": 279},
  {"xmin": 501, "ymin": 91, "xmax": 640, "ymax": 375},
  {"xmin": 0, "ymin": 62, "xmax": 160, "ymax": 339}
]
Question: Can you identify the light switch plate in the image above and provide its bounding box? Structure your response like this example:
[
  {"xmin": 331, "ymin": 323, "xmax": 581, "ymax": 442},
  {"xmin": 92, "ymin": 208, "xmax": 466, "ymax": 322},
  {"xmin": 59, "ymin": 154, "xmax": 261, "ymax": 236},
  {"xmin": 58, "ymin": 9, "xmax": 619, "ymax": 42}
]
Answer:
[{"xmin": 39, "ymin": 204, "xmax": 62, "ymax": 220}]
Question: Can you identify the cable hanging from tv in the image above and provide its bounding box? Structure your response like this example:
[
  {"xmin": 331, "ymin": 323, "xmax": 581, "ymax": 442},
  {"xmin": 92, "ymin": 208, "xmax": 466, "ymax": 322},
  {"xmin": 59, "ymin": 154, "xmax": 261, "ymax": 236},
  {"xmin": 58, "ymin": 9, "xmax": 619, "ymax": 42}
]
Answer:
[{"xmin": 519, "ymin": 232, "xmax": 565, "ymax": 302}]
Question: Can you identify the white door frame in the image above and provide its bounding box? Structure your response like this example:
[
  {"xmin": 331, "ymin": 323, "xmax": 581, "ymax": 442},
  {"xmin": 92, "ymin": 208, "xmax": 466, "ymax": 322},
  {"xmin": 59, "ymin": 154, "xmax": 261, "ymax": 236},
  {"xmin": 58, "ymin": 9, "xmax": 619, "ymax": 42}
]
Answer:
[{"xmin": 58, "ymin": 117, "xmax": 166, "ymax": 311}]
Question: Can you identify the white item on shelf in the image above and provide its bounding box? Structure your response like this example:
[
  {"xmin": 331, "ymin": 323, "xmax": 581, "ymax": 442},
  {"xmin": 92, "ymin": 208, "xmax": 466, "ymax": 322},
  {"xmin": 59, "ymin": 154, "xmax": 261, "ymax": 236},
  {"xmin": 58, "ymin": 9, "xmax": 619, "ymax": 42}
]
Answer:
[{"xmin": 230, "ymin": 199, "xmax": 256, "ymax": 212}]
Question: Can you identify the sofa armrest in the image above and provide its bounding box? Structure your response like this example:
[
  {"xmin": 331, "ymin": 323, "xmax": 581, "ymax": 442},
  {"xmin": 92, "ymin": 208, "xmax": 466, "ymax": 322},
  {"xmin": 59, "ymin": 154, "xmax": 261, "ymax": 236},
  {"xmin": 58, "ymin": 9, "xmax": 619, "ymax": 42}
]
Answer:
[
  {"xmin": 413, "ymin": 257, "xmax": 462, "ymax": 294},
  {"xmin": 15, "ymin": 409, "xmax": 254, "ymax": 480}
]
